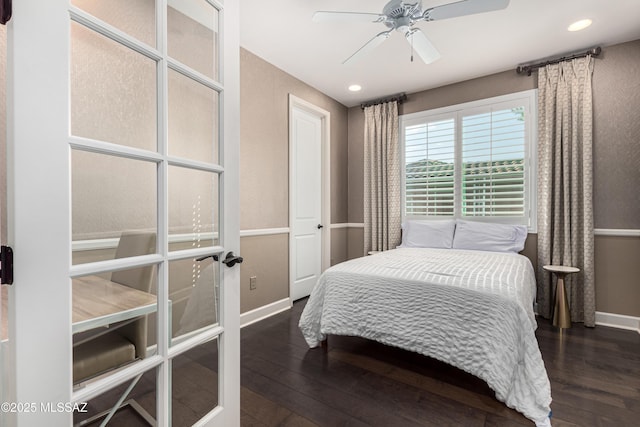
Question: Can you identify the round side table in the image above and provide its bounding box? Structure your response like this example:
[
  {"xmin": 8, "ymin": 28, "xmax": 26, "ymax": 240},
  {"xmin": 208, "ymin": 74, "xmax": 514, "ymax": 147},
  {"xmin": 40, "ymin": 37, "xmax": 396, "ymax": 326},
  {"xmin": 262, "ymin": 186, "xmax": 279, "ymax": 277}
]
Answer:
[{"xmin": 543, "ymin": 265, "xmax": 580, "ymax": 329}]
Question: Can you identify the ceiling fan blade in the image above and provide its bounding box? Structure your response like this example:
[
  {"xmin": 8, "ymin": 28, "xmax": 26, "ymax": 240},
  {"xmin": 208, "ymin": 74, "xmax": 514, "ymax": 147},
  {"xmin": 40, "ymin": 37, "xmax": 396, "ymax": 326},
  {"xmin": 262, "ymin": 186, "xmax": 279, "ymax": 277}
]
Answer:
[
  {"xmin": 343, "ymin": 31, "xmax": 392, "ymax": 65},
  {"xmin": 407, "ymin": 29, "xmax": 441, "ymax": 64},
  {"xmin": 312, "ymin": 11, "xmax": 385, "ymax": 24},
  {"xmin": 427, "ymin": 0, "xmax": 510, "ymax": 21}
]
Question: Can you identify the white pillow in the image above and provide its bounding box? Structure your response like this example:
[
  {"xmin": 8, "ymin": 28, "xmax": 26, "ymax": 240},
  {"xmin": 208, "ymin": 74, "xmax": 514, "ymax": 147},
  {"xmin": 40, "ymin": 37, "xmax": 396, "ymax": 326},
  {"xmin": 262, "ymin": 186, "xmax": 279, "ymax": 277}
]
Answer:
[
  {"xmin": 452, "ymin": 220, "xmax": 527, "ymax": 253},
  {"xmin": 399, "ymin": 220, "xmax": 456, "ymax": 249}
]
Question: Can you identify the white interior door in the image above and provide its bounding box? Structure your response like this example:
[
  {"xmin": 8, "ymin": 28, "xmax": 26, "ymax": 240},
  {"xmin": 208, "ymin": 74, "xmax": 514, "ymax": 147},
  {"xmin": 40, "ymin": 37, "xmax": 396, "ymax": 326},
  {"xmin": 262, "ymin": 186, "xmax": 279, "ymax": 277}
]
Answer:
[
  {"xmin": 289, "ymin": 98, "xmax": 326, "ymax": 301},
  {"xmin": 3, "ymin": 1, "xmax": 240, "ymax": 426}
]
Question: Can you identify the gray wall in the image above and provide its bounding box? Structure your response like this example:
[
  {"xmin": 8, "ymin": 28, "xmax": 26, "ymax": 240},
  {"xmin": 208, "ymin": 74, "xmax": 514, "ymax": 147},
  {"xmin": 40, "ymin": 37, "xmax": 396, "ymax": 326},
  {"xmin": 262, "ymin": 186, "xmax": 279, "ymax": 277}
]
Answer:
[
  {"xmin": 239, "ymin": 48, "xmax": 349, "ymax": 313},
  {"xmin": 592, "ymin": 41, "xmax": 640, "ymax": 229},
  {"xmin": 1, "ymin": 27, "xmax": 636, "ymax": 318},
  {"xmin": 347, "ymin": 39, "xmax": 640, "ymax": 318}
]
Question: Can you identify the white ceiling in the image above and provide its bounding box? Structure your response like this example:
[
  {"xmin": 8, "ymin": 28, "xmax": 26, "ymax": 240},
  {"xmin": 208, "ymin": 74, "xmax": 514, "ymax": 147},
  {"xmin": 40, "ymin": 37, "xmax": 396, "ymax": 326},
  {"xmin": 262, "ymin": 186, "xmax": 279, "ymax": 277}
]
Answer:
[{"xmin": 239, "ymin": 0, "xmax": 640, "ymax": 107}]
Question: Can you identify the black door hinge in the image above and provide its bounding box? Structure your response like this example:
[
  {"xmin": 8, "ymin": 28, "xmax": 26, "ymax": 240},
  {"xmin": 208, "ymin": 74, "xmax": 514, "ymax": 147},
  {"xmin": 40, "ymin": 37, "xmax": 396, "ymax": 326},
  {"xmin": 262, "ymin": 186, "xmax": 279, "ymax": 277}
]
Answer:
[{"xmin": 1, "ymin": 245, "xmax": 13, "ymax": 285}]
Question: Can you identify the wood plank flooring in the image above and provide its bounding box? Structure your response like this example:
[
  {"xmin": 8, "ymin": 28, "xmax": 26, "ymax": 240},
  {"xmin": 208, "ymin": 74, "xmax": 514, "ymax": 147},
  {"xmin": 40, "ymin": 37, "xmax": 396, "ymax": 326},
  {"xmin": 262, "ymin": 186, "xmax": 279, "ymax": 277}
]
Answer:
[
  {"xmin": 76, "ymin": 298, "xmax": 640, "ymax": 426},
  {"xmin": 241, "ymin": 299, "xmax": 640, "ymax": 427}
]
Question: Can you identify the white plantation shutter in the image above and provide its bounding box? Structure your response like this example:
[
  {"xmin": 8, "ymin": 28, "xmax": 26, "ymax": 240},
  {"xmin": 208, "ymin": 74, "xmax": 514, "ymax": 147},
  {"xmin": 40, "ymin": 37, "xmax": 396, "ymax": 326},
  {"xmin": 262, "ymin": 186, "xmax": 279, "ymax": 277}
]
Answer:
[
  {"xmin": 405, "ymin": 118, "xmax": 455, "ymax": 216},
  {"xmin": 401, "ymin": 91, "xmax": 537, "ymax": 227},
  {"xmin": 461, "ymin": 107, "xmax": 526, "ymax": 217}
]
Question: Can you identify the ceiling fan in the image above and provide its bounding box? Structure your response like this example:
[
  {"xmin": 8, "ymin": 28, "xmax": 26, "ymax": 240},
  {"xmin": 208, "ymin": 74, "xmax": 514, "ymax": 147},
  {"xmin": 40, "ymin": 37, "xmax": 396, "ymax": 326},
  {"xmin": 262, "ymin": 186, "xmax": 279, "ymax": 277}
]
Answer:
[{"xmin": 312, "ymin": 0, "xmax": 510, "ymax": 65}]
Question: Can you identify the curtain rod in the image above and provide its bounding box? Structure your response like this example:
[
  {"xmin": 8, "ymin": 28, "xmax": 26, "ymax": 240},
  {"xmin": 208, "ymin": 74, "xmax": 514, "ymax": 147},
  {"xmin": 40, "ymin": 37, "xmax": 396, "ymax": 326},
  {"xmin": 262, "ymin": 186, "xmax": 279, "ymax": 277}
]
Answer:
[
  {"xmin": 516, "ymin": 46, "xmax": 601, "ymax": 76},
  {"xmin": 360, "ymin": 93, "xmax": 407, "ymax": 110}
]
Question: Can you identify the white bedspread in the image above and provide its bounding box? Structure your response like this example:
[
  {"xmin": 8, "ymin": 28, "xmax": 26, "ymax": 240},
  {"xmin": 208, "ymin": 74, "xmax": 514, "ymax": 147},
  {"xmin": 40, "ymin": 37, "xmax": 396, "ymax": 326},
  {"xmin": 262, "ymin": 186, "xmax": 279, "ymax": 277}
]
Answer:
[{"xmin": 299, "ymin": 248, "xmax": 552, "ymax": 426}]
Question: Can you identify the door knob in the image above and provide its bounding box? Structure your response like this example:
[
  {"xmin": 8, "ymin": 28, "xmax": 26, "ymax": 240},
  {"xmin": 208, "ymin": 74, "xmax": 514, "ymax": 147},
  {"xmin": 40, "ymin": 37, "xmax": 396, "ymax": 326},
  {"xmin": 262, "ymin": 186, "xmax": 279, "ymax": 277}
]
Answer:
[
  {"xmin": 222, "ymin": 251, "xmax": 244, "ymax": 268},
  {"xmin": 196, "ymin": 254, "xmax": 219, "ymax": 262},
  {"xmin": 317, "ymin": 224, "xmax": 324, "ymax": 229}
]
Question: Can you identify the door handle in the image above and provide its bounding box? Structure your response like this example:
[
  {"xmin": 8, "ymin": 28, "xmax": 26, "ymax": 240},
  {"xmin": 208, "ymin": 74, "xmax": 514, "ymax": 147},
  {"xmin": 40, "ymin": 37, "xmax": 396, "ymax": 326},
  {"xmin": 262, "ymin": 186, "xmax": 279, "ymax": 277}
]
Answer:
[
  {"xmin": 222, "ymin": 251, "xmax": 244, "ymax": 268},
  {"xmin": 317, "ymin": 224, "xmax": 324, "ymax": 229},
  {"xmin": 1, "ymin": 245, "xmax": 13, "ymax": 285},
  {"xmin": 196, "ymin": 254, "xmax": 219, "ymax": 262}
]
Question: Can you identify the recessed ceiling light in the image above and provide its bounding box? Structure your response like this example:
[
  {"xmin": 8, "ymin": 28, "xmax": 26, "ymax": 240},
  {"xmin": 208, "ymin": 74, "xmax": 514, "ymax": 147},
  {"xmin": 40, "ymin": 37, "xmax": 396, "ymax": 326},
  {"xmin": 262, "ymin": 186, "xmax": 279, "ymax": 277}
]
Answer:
[
  {"xmin": 348, "ymin": 84, "xmax": 362, "ymax": 92},
  {"xmin": 568, "ymin": 19, "xmax": 592, "ymax": 32}
]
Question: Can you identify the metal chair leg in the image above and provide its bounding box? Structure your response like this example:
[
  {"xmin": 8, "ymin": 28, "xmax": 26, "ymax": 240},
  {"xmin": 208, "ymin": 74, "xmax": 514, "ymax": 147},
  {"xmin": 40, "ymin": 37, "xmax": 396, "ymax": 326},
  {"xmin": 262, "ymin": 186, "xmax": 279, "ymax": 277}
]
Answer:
[{"xmin": 75, "ymin": 374, "xmax": 156, "ymax": 427}]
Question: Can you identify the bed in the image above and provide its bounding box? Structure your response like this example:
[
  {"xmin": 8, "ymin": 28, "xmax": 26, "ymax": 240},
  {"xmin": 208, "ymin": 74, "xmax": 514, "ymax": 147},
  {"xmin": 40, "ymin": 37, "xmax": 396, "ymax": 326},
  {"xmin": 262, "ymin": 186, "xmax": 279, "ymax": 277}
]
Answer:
[{"xmin": 298, "ymin": 220, "xmax": 552, "ymax": 427}]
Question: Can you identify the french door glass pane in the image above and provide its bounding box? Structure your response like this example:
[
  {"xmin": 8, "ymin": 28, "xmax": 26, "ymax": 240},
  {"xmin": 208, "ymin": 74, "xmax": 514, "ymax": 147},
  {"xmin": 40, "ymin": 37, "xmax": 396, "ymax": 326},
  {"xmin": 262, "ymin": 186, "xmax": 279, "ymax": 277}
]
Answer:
[
  {"xmin": 168, "ymin": 0, "xmax": 219, "ymax": 81},
  {"xmin": 72, "ymin": 265, "xmax": 158, "ymax": 384},
  {"xmin": 70, "ymin": 21, "xmax": 157, "ymax": 151},
  {"xmin": 169, "ymin": 257, "xmax": 219, "ymax": 344},
  {"xmin": 71, "ymin": 150, "xmax": 157, "ymax": 265},
  {"xmin": 73, "ymin": 367, "xmax": 157, "ymax": 425},
  {"xmin": 71, "ymin": 0, "xmax": 156, "ymax": 48},
  {"xmin": 168, "ymin": 166, "xmax": 218, "ymax": 247},
  {"xmin": 168, "ymin": 69, "xmax": 219, "ymax": 164},
  {"xmin": 171, "ymin": 339, "xmax": 219, "ymax": 425}
]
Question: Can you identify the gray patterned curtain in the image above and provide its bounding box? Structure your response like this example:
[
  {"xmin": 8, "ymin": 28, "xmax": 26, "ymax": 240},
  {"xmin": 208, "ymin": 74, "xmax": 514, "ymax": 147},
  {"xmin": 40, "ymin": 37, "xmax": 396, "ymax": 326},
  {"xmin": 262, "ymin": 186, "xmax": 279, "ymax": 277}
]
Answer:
[
  {"xmin": 364, "ymin": 101, "xmax": 402, "ymax": 253},
  {"xmin": 537, "ymin": 56, "xmax": 596, "ymax": 326}
]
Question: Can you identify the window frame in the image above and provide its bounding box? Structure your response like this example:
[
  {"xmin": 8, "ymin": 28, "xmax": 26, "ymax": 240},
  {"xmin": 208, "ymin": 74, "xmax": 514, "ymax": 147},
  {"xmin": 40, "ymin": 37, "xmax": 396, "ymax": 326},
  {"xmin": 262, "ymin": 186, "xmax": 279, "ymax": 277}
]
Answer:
[{"xmin": 400, "ymin": 89, "xmax": 538, "ymax": 232}]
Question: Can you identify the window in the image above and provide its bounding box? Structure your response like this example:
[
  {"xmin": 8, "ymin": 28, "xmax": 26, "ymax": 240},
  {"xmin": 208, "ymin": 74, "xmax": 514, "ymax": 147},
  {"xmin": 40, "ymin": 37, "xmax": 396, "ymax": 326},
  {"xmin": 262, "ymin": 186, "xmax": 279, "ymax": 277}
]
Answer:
[{"xmin": 401, "ymin": 90, "xmax": 537, "ymax": 230}]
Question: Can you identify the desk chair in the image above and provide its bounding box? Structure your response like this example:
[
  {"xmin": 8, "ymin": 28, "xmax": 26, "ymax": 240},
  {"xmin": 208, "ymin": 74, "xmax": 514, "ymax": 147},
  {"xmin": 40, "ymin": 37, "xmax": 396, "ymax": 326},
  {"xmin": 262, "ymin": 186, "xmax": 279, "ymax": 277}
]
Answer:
[{"xmin": 73, "ymin": 231, "xmax": 156, "ymax": 425}]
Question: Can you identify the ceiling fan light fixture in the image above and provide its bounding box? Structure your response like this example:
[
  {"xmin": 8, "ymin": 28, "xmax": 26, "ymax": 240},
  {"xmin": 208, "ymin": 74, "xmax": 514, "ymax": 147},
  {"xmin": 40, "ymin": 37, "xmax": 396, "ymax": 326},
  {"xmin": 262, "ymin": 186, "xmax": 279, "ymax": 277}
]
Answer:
[
  {"xmin": 568, "ymin": 18, "xmax": 592, "ymax": 32},
  {"xmin": 348, "ymin": 84, "xmax": 362, "ymax": 92}
]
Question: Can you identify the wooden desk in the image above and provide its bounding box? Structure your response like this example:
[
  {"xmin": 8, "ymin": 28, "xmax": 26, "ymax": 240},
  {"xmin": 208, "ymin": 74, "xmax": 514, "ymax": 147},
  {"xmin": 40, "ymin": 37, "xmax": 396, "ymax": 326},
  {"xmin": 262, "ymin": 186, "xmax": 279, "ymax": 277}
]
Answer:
[
  {"xmin": 72, "ymin": 275, "xmax": 157, "ymax": 334},
  {"xmin": 1, "ymin": 277, "xmax": 157, "ymax": 340}
]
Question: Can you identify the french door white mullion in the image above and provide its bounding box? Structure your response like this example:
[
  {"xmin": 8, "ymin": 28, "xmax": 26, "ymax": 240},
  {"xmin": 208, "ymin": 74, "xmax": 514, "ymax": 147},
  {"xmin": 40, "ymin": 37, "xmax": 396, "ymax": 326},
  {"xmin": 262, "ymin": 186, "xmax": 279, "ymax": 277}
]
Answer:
[
  {"xmin": 167, "ymin": 245, "xmax": 224, "ymax": 262},
  {"xmin": 169, "ymin": 323, "xmax": 222, "ymax": 348},
  {"xmin": 167, "ymin": 325, "xmax": 224, "ymax": 360},
  {"xmin": 69, "ymin": 6, "xmax": 162, "ymax": 63},
  {"xmin": 218, "ymin": 3, "xmax": 227, "ymax": 250},
  {"xmin": 168, "ymin": 157, "xmax": 224, "ymax": 173},
  {"xmin": 167, "ymin": 58, "xmax": 224, "ymax": 93},
  {"xmin": 218, "ymin": 3, "xmax": 237, "ymax": 422},
  {"xmin": 69, "ymin": 136, "xmax": 164, "ymax": 164},
  {"xmin": 156, "ymin": 0, "xmax": 171, "ymax": 426},
  {"xmin": 70, "ymin": 254, "xmax": 163, "ymax": 278}
]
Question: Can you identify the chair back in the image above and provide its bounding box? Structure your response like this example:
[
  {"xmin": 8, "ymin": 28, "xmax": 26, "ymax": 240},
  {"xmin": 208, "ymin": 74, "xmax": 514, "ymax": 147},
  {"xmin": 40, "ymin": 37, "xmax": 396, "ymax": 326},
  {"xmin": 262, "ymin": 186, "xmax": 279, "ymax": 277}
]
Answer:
[
  {"xmin": 111, "ymin": 231, "xmax": 156, "ymax": 358},
  {"xmin": 110, "ymin": 231, "xmax": 156, "ymax": 292}
]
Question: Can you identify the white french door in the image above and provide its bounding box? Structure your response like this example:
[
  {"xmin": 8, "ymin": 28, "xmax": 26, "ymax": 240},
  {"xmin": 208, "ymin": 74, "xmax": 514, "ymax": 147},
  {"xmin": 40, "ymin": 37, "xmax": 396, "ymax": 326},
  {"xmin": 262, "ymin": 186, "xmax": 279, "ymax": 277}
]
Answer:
[{"xmin": 3, "ymin": 1, "xmax": 239, "ymax": 426}]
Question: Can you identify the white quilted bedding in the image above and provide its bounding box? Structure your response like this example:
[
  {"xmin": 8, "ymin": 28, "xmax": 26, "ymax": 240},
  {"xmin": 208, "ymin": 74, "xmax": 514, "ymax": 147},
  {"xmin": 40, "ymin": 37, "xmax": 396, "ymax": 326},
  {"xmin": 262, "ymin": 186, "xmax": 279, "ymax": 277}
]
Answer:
[{"xmin": 299, "ymin": 248, "xmax": 552, "ymax": 426}]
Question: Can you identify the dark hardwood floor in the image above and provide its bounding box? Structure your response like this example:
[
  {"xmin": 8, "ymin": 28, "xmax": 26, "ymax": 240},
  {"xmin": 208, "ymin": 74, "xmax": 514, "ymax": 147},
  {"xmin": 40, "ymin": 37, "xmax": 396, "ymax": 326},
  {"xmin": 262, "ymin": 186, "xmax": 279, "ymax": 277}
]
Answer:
[
  {"xmin": 241, "ymin": 299, "xmax": 640, "ymax": 427},
  {"xmin": 76, "ymin": 298, "xmax": 640, "ymax": 426}
]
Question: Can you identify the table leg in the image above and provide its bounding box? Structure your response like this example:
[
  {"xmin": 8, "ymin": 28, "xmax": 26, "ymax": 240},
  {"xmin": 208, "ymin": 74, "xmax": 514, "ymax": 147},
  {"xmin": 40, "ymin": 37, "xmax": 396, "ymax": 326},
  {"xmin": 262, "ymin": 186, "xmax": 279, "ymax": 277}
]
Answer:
[{"xmin": 553, "ymin": 273, "xmax": 571, "ymax": 328}]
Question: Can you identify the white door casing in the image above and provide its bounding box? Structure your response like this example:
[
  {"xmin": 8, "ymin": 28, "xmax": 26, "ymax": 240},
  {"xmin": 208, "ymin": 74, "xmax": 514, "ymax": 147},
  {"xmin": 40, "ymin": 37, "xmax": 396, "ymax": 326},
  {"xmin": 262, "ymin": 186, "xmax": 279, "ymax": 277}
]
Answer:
[
  {"xmin": 289, "ymin": 95, "xmax": 330, "ymax": 301},
  {"xmin": 3, "ymin": 1, "xmax": 240, "ymax": 426}
]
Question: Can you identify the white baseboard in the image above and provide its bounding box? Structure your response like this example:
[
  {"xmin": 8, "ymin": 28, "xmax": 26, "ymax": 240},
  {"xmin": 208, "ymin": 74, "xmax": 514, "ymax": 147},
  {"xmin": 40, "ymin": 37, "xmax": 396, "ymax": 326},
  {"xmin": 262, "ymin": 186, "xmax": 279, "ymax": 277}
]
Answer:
[
  {"xmin": 534, "ymin": 307, "xmax": 640, "ymax": 335},
  {"xmin": 596, "ymin": 311, "xmax": 640, "ymax": 334},
  {"xmin": 240, "ymin": 298, "xmax": 292, "ymax": 328}
]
